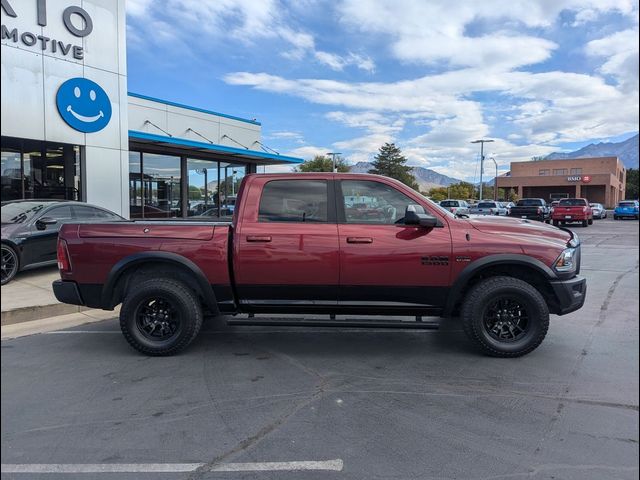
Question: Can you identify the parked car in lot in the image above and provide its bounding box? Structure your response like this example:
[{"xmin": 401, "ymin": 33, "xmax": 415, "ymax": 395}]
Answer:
[
  {"xmin": 502, "ymin": 202, "xmax": 515, "ymax": 215},
  {"xmin": 551, "ymin": 198, "xmax": 593, "ymax": 227},
  {"xmin": 614, "ymin": 200, "xmax": 639, "ymax": 220},
  {"xmin": 1, "ymin": 200, "xmax": 123, "ymax": 285},
  {"xmin": 439, "ymin": 199, "xmax": 470, "ymax": 216},
  {"xmin": 470, "ymin": 201, "xmax": 507, "ymax": 216},
  {"xmin": 589, "ymin": 203, "xmax": 607, "ymax": 219},
  {"xmin": 508, "ymin": 198, "xmax": 550, "ymax": 222},
  {"xmin": 549, "ymin": 200, "xmax": 560, "ymax": 216},
  {"xmin": 53, "ymin": 173, "xmax": 586, "ymax": 358}
]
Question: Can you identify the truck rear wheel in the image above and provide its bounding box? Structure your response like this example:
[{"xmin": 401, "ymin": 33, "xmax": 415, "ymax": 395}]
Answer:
[
  {"xmin": 120, "ymin": 278, "xmax": 203, "ymax": 356},
  {"xmin": 461, "ymin": 276, "xmax": 549, "ymax": 357}
]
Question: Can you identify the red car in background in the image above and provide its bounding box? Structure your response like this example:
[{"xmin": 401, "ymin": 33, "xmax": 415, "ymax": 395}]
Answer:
[{"xmin": 551, "ymin": 198, "xmax": 593, "ymax": 227}]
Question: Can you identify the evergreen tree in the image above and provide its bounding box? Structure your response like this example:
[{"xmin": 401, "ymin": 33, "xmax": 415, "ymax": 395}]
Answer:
[
  {"xmin": 368, "ymin": 143, "xmax": 419, "ymax": 190},
  {"xmin": 295, "ymin": 155, "xmax": 350, "ymax": 173},
  {"xmin": 626, "ymin": 168, "xmax": 638, "ymax": 199}
]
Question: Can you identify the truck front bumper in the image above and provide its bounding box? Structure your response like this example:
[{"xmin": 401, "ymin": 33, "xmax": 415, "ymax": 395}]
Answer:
[
  {"xmin": 52, "ymin": 280, "xmax": 84, "ymax": 306},
  {"xmin": 549, "ymin": 275, "xmax": 587, "ymax": 315}
]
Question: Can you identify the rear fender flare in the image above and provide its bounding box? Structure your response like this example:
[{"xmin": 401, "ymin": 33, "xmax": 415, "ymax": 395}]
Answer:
[{"xmin": 102, "ymin": 252, "xmax": 218, "ymax": 313}]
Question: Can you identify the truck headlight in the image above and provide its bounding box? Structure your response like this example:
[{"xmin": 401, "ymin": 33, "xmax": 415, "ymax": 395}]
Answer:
[{"xmin": 554, "ymin": 248, "xmax": 577, "ymax": 272}]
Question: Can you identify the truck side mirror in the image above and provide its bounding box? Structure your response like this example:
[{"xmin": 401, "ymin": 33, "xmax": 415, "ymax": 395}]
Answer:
[{"xmin": 404, "ymin": 205, "xmax": 439, "ymax": 228}]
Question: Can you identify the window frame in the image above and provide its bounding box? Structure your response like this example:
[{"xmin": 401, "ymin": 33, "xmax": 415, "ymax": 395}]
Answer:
[{"xmin": 257, "ymin": 179, "xmax": 336, "ymax": 224}]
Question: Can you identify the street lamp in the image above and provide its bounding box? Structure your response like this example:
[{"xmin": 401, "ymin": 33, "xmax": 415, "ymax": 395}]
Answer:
[
  {"xmin": 471, "ymin": 139, "xmax": 494, "ymax": 200},
  {"xmin": 326, "ymin": 152, "xmax": 342, "ymax": 173},
  {"xmin": 489, "ymin": 157, "xmax": 498, "ymax": 201}
]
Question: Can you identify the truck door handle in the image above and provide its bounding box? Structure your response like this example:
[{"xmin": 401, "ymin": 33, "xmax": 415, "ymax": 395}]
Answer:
[
  {"xmin": 247, "ymin": 235, "xmax": 272, "ymax": 242},
  {"xmin": 347, "ymin": 237, "xmax": 373, "ymax": 244}
]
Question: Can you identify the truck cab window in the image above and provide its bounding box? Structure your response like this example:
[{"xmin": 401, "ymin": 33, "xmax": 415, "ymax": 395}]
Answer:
[
  {"xmin": 258, "ymin": 180, "xmax": 328, "ymax": 222},
  {"xmin": 341, "ymin": 180, "xmax": 415, "ymax": 224}
]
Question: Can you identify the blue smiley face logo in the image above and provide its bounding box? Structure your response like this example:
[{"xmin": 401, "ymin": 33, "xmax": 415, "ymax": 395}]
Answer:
[{"xmin": 56, "ymin": 78, "xmax": 112, "ymax": 133}]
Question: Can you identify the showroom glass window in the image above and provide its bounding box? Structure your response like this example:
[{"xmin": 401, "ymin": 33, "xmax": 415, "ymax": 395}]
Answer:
[
  {"xmin": 140, "ymin": 153, "xmax": 181, "ymax": 218},
  {"xmin": 1, "ymin": 136, "xmax": 80, "ymax": 202}
]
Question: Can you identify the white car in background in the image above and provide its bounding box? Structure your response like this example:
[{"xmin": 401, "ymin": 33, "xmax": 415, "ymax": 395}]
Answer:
[
  {"xmin": 439, "ymin": 199, "xmax": 471, "ymax": 216},
  {"xmin": 590, "ymin": 203, "xmax": 607, "ymax": 219},
  {"xmin": 470, "ymin": 201, "xmax": 508, "ymax": 216}
]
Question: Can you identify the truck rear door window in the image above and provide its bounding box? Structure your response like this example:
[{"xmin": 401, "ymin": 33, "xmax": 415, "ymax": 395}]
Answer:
[{"xmin": 258, "ymin": 180, "xmax": 328, "ymax": 222}]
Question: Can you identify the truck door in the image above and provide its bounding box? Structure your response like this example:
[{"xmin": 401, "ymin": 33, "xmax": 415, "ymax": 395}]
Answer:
[
  {"xmin": 337, "ymin": 179, "xmax": 452, "ymax": 308},
  {"xmin": 234, "ymin": 178, "xmax": 339, "ymax": 307}
]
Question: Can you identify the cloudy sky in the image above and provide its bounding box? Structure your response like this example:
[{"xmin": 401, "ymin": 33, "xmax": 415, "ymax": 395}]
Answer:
[{"xmin": 126, "ymin": 0, "xmax": 639, "ymax": 180}]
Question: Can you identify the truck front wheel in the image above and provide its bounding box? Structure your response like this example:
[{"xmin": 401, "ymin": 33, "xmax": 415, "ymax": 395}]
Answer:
[
  {"xmin": 120, "ymin": 278, "xmax": 203, "ymax": 356},
  {"xmin": 460, "ymin": 276, "xmax": 549, "ymax": 357}
]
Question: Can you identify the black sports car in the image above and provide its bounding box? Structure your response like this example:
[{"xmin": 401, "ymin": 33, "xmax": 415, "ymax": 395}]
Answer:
[{"xmin": 1, "ymin": 200, "xmax": 123, "ymax": 285}]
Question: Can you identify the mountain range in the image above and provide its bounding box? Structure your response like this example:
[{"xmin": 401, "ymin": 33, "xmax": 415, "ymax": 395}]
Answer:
[
  {"xmin": 348, "ymin": 161, "xmax": 460, "ymax": 191},
  {"xmin": 545, "ymin": 134, "xmax": 638, "ymax": 168}
]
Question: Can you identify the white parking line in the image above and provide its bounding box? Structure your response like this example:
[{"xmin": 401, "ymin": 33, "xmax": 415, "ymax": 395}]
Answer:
[{"xmin": 1, "ymin": 459, "xmax": 344, "ymax": 474}]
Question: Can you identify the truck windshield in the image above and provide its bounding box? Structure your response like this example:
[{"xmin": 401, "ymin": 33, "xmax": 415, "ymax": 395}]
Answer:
[
  {"xmin": 559, "ymin": 199, "xmax": 586, "ymax": 206},
  {"xmin": 517, "ymin": 199, "xmax": 543, "ymax": 206}
]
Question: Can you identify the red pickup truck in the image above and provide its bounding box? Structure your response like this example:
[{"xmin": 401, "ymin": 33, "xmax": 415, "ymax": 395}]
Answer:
[
  {"xmin": 53, "ymin": 173, "xmax": 586, "ymax": 357},
  {"xmin": 551, "ymin": 198, "xmax": 593, "ymax": 227}
]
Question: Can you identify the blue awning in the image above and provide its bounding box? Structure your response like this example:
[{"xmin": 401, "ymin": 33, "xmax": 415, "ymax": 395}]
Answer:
[{"xmin": 129, "ymin": 130, "xmax": 303, "ymax": 165}]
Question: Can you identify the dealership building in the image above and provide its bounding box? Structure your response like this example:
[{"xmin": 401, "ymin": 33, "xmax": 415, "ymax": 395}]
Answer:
[
  {"xmin": 497, "ymin": 157, "xmax": 626, "ymax": 208},
  {"xmin": 1, "ymin": 0, "xmax": 302, "ymax": 218}
]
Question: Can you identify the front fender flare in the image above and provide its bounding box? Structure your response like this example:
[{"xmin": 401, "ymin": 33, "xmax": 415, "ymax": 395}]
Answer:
[{"xmin": 443, "ymin": 254, "xmax": 557, "ymax": 317}]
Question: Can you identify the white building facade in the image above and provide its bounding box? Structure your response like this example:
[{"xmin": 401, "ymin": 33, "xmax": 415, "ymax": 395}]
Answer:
[{"xmin": 1, "ymin": 0, "xmax": 301, "ymax": 218}]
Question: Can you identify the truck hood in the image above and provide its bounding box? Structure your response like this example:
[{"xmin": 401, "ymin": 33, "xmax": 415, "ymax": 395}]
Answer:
[{"xmin": 465, "ymin": 215, "xmax": 572, "ymax": 247}]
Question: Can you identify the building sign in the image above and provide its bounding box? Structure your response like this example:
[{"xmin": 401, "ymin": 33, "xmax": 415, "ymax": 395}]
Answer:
[
  {"xmin": 56, "ymin": 78, "xmax": 112, "ymax": 132},
  {"xmin": 1, "ymin": 0, "xmax": 92, "ymax": 60},
  {"xmin": 567, "ymin": 175, "xmax": 592, "ymax": 183}
]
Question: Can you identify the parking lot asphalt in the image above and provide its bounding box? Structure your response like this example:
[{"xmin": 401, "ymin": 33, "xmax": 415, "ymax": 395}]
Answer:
[{"xmin": 1, "ymin": 217, "xmax": 638, "ymax": 480}]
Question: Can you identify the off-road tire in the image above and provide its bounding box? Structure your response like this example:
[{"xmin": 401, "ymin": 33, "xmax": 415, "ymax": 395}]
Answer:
[
  {"xmin": 1, "ymin": 244, "xmax": 19, "ymax": 286},
  {"xmin": 461, "ymin": 276, "xmax": 549, "ymax": 357},
  {"xmin": 588, "ymin": 219, "xmax": 593, "ymax": 225},
  {"xmin": 581, "ymin": 220, "xmax": 588, "ymax": 227},
  {"xmin": 552, "ymin": 220, "xmax": 559, "ymax": 227},
  {"xmin": 120, "ymin": 278, "xmax": 203, "ymax": 356}
]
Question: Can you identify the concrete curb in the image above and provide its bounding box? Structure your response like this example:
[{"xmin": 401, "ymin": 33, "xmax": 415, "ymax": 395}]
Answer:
[
  {"xmin": 1, "ymin": 304, "xmax": 91, "ymax": 326},
  {"xmin": 1, "ymin": 309, "xmax": 119, "ymax": 340}
]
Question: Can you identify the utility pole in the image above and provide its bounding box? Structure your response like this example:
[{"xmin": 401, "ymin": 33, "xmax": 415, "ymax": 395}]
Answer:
[
  {"xmin": 471, "ymin": 139, "xmax": 494, "ymax": 200},
  {"xmin": 326, "ymin": 152, "xmax": 342, "ymax": 173},
  {"xmin": 490, "ymin": 157, "xmax": 498, "ymax": 201}
]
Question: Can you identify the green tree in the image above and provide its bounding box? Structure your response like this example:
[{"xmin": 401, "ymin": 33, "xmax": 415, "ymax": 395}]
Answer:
[
  {"xmin": 188, "ymin": 185, "xmax": 203, "ymax": 200},
  {"xmin": 427, "ymin": 187, "xmax": 448, "ymax": 202},
  {"xmin": 295, "ymin": 155, "xmax": 350, "ymax": 173},
  {"xmin": 626, "ymin": 168, "xmax": 639, "ymax": 199},
  {"xmin": 368, "ymin": 143, "xmax": 419, "ymax": 190}
]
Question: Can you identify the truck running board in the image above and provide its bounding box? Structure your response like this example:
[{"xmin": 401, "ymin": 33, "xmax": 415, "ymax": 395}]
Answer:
[{"xmin": 227, "ymin": 317, "xmax": 441, "ymax": 330}]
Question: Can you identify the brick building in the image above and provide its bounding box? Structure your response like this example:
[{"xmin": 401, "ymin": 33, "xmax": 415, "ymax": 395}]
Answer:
[{"xmin": 497, "ymin": 157, "xmax": 626, "ymax": 208}]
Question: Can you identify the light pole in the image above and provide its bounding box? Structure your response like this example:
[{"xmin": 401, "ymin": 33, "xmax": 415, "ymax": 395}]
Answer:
[
  {"xmin": 489, "ymin": 157, "xmax": 498, "ymax": 201},
  {"xmin": 471, "ymin": 139, "xmax": 494, "ymax": 200},
  {"xmin": 326, "ymin": 152, "xmax": 342, "ymax": 173}
]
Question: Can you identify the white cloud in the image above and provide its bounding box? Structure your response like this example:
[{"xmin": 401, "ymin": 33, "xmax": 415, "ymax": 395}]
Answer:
[{"xmin": 586, "ymin": 28, "xmax": 640, "ymax": 93}]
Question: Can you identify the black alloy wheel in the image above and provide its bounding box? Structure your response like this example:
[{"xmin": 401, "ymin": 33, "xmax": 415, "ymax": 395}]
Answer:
[
  {"xmin": 1, "ymin": 244, "xmax": 19, "ymax": 285},
  {"xmin": 461, "ymin": 276, "xmax": 549, "ymax": 357},
  {"xmin": 134, "ymin": 297, "xmax": 182, "ymax": 342},
  {"xmin": 119, "ymin": 278, "xmax": 203, "ymax": 356},
  {"xmin": 482, "ymin": 297, "xmax": 529, "ymax": 342}
]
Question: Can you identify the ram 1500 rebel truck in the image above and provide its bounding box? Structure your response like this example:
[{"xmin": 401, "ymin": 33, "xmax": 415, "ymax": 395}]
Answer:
[
  {"xmin": 551, "ymin": 198, "xmax": 593, "ymax": 227},
  {"xmin": 508, "ymin": 198, "xmax": 551, "ymax": 222},
  {"xmin": 53, "ymin": 173, "xmax": 586, "ymax": 357}
]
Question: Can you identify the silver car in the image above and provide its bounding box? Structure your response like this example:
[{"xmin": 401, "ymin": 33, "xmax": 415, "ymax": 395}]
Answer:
[
  {"xmin": 439, "ymin": 199, "xmax": 470, "ymax": 216},
  {"xmin": 470, "ymin": 201, "xmax": 507, "ymax": 216},
  {"xmin": 590, "ymin": 203, "xmax": 607, "ymax": 219}
]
